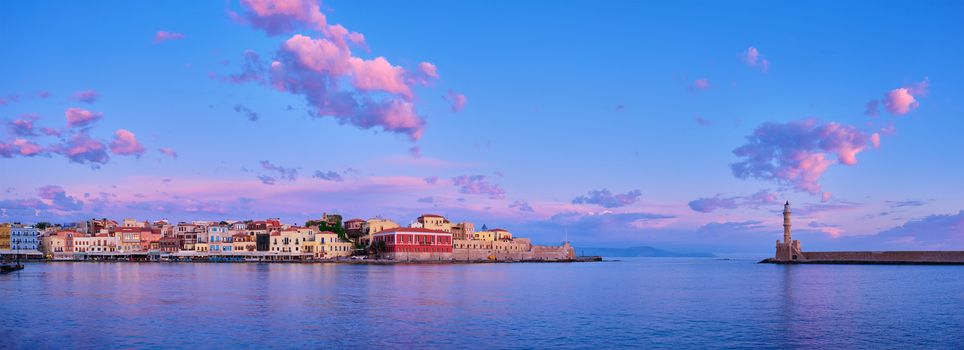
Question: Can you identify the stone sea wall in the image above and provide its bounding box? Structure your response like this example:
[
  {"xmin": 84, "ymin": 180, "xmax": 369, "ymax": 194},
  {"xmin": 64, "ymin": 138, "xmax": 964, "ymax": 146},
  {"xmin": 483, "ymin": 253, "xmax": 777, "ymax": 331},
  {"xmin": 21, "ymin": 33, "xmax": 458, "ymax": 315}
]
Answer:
[
  {"xmin": 802, "ymin": 251, "xmax": 964, "ymax": 263},
  {"xmin": 451, "ymin": 241, "xmax": 575, "ymax": 262}
]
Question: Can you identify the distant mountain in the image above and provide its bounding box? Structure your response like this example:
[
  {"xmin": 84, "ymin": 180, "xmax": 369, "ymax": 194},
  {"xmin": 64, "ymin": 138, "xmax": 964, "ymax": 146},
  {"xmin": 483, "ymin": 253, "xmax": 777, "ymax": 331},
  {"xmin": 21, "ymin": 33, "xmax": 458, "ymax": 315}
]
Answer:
[{"xmin": 579, "ymin": 246, "xmax": 715, "ymax": 258}]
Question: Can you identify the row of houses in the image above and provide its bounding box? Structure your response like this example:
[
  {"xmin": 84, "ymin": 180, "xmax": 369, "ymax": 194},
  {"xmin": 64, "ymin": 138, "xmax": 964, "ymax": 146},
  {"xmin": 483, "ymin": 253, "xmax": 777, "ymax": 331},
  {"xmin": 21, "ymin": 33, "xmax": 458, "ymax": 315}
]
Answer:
[{"xmin": 0, "ymin": 213, "xmax": 574, "ymax": 262}]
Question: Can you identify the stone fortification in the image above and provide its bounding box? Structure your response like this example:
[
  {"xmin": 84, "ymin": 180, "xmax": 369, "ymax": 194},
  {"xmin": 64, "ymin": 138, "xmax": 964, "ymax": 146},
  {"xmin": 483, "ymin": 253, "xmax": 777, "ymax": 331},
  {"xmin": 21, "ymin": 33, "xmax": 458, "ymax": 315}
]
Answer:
[{"xmin": 452, "ymin": 239, "xmax": 575, "ymax": 262}]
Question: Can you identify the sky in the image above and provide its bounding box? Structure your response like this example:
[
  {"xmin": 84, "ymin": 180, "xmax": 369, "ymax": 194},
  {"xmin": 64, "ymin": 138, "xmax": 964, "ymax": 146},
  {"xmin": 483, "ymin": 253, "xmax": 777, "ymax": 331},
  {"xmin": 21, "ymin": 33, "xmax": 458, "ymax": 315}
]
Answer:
[{"xmin": 1, "ymin": 0, "xmax": 963, "ymax": 253}]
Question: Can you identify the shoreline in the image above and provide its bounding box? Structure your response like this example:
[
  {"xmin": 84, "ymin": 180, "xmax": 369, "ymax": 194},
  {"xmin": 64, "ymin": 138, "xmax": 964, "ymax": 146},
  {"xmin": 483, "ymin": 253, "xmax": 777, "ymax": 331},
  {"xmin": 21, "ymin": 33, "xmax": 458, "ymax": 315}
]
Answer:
[
  {"xmin": 16, "ymin": 256, "xmax": 604, "ymax": 265},
  {"xmin": 759, "ymin": 257, "xmax": 964, "ymax": 265}
]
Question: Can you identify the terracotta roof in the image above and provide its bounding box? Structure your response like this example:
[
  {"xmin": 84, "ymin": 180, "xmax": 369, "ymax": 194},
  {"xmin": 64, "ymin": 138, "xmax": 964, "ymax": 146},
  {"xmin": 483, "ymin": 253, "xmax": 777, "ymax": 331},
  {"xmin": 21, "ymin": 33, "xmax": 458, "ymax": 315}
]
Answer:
[
  {"xmin": 491, "ymin": 228, "xmax": 508, "ymax": 232},
  {"xmin": 419, "ymin": 214, "xmax": 444, "ymax": 218}
]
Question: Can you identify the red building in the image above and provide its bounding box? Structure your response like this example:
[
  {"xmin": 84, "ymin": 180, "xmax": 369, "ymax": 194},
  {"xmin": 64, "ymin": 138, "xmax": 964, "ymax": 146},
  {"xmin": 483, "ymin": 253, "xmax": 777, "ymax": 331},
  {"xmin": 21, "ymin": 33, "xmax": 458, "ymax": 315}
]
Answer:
[{"xmin": 370, "ymin": 227, "xmax": 453, "ymax": 261}]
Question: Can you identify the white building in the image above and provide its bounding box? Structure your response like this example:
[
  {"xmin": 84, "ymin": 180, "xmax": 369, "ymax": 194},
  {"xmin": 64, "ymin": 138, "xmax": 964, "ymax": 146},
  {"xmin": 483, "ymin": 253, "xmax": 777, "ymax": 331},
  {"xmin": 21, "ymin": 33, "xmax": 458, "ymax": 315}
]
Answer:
[{"xmin": 11, "ymin": 226, "xmax": 40, "ymax": 251}]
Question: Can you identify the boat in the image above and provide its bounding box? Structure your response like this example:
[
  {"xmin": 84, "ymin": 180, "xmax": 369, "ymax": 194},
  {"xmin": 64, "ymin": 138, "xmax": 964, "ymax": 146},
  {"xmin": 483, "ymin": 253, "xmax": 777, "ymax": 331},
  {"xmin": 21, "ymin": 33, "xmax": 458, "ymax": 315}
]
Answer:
[
  {"xmin": 1, "ymin": 247, "xmax": 25, "ymax": 274},
  {"xmin": 0, "ymin": 264, "xmax": 24, "ymax": 274}
]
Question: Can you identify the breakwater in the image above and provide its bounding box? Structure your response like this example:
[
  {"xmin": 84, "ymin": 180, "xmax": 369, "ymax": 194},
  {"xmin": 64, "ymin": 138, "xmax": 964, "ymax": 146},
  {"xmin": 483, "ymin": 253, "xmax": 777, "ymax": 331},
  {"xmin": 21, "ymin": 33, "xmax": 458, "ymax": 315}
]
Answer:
[{"xmin": 761, "ymin": 251, "xmax": 964, "ymax": 265}]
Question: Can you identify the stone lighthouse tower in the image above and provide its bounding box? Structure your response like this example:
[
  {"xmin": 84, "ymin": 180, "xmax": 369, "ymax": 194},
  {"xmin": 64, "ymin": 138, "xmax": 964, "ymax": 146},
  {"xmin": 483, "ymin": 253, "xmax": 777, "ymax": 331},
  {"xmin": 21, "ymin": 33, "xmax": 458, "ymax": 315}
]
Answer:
[
  {"xmin": 775, "ymin": 201, "xmax": 803, "ymax": 262},
  {"xmin": 783, "ymin": 201, "xmax": 792, "ymax": 243}
]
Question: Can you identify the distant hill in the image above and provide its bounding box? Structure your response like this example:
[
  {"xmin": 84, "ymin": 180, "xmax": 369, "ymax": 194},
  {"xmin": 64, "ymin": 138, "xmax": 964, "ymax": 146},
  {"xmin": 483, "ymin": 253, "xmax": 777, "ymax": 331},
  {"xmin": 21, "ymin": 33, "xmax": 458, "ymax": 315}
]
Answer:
[{"xmin": 579, "ymin": 246, "xmax": 715, "ymax": 258}]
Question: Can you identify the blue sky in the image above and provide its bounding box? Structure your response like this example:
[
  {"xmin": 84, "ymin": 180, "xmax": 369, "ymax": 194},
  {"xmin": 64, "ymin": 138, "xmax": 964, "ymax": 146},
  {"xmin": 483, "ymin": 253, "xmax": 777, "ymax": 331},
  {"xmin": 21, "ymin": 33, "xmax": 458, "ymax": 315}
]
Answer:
[{"xmin": 1, "ymin": 0, "xmax": 962, "ymax": 253}]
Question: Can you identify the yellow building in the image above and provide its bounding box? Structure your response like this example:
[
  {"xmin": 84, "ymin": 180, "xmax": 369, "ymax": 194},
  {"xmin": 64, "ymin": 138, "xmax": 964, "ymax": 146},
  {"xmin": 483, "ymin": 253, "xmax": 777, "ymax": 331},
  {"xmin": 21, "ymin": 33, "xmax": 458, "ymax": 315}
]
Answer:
[
  {"xmin": 473, "ymin": 228, "xmax": 513, "ymax": 241},
  {"xmin": 41, "ymin": 235, "xmax": 67, "ymax": 259},
  {"xmin": 451, "ymin": 222, "xmax": 475, "ymax": 240},
  {"xmin": 0, "ymin": 223, "xmax": 10, "ymax": 250},
  {"xmin": 315, "ymin": 231, "xmax": 353, "ymax": 259},
  {"xmin": 270, "ymin": 229, "xmax": 305, "ymax": 253},
  {"xmin": 362, "ymin": 218, "xmax": 399, "ymax": 246},
  {"xmin": 231, "ymin": 233, "xmax": 257, "ymax": 252},
  {"xmin": 417, "ymin": 214, "xmax": 451, "ymax": 232}
]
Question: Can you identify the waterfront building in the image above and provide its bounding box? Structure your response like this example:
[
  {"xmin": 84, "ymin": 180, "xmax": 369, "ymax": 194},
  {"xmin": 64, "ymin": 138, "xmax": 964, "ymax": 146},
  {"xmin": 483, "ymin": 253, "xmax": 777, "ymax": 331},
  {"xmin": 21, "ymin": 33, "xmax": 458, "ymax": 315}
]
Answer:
[
  {"xmin": 315, "ymin": 230, "xmax": 353, "ymax": 259},
  {"xmin": 122, "ymin": 218, "xmax": 146, "ymax": 228},
  {"xmin": 451, "ymin": 222, "xmax": 475, "ymax": 240},
  {"xmin": 87, "ymin": 233, "xmax": 117, "ymax": 253},
  {"xmin": 53, "ymin": 230, "xmax": 79, "ymax": 254},
  {"xmin": 270, "ymin": 228, "xmax": 304, "ymax": 253},
  {"xmin": 231, "ymin": 234, "xmax": 256, "ymax": 252},
  {"xmin": 0, "ymin": 223, "xmax": 10, "ymax": 250},
  {"xmin": 361, "ymin": 218, "xmax": 400, "ymax": 246},
  {"xmin": 370, "ymin": 227, "xmax": 453, "ymax": 261},
  {"xmin": 255, "ymin": 233, "xmax": 270, "ymax": 251},
  {"xmin": 417, "ymin": 214, "xmax": 452, "ymax": 232},
  {"xmin": 11, "ymin": 225, "xmax": 40, "ymax": 251},
  {"xmin": 41, "ymin": 235, "xmax": 67, "ymax": 259},
  {"xmin": 473, "ymin": 228, "xmax": 513, "ymax": 242},
  {"xmin": 86, "ymin": 218, "xmax": 117, "ymax": 235},
  {"xmin": 207, "ymin": 225, "xmax": 233, "ymax": 252},
  {"xmin": 158, "ymin": 237, "xmax": 182, "ymax": 253},
  {"xmin": 116, "ymin": 227, "xmax": 148, "ymax": 252},
  {"xmin": 139, "ymin": 230, "xmax": 162, "ymax": 252},
  {"xmin": 73, "ymin": 235, "xmax": 92, "ymax": 253},
  {"xmin": 344, "ymin": 218, "xmax": 365, "ymax": 230}
]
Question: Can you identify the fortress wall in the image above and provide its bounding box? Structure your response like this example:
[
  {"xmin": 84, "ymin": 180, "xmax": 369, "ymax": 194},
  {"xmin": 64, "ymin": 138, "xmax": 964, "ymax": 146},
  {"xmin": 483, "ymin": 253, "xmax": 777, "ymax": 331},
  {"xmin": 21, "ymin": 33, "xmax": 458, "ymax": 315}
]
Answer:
[
  {"xmin": 451, "ymin": 243, "xmax": 575, "ymax": 261},
  {"xmin": 804, "ymin": 251, "xmax": 964, "ymax": 263}
]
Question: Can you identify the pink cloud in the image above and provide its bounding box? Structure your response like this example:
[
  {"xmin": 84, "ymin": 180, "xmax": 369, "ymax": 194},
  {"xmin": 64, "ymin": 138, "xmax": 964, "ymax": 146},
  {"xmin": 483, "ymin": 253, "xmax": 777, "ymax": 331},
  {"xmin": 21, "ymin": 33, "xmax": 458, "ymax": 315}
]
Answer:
[
  {"xmin": 240, "ymin": 0, "xmax": 328, "ymax": 35},
  {"xmin": 38, "ymin": 91, "xmax": 51, "ymax": 98},
  {"xmin": 573, "ymin": 189, "xmax": 642, "ymax": 208},
  {"xmin": 65, "ymin": 107, "xmax": 103, "ymax": 128},
  {"xmin": 260, "ymin": 160, "xmax": 298, "ymax": 181},
  {"xmin": 451, "ymin": 175, "xmax": 505, "ymax": 199},
  {"xmin": 41, "ymin": 127, "xmax": 61, "ymax": 137},
  {"xmin": 109, "ymin": 129, "xmax": 146, "ymax": 157},
  {"xmin": 71, "ymin": 89, "xmax": 100, "ymax": 103},
  {"xmin": 418, "ymin": 62, "xmax": 438, "ymax": 79},
  {"xmin": 821, "ymin": 191, "xmax": 833, "ymax": 203},
  {"xmin": 444, "ymin": 90, "xmax": 467, "ymax": 113},
  {"xmin": 229, "ymin": 3, "xmax": 436, "ymax": 143},
  {"xmin": 7, "ymin": 115, "xmax": 39, "ymax": 137},
  {"xmin": 874, "ymin": 79, "xmax": 929, "ymax": 116},
  {"xmin": 37, "ymin": 185, "xmax": 83, "ymax": 211},
  {"xmin": 871, "ymin": 133, "xmax": 881, "ymax": 149},
  {"xmin": 159, "ymin": 147, "xmax": 178, "ymax": 159},
  {"xmin": 11, "ymin": 139, "xmax": 44, "ymax": 156},
  {"xmin": 153, "ymin": 31, "xmax": 186, "ymax": 44},
  {"xmin": 690, "ymin": 78, "xmax": 711, "ymax": 91},
  {"xmin": 54, "ymin": 133, "xmax": 110, "ymax": 165},
  {"xmin": 348, "ymin": 56, "xmax": 413, "ymax": 98},
  {"xmin": 687, "ymin": 190, "xmax": 779, "ymax": 213},
  {"xmin": 269, "ymin": 35, "xmax": 427, "ymax": 140},
  {"xmin": 731, "ymin": 119, "xmax": 871, "ymax": 195},
  {"xmin": 742, "ymin": 46, "xmax": 769, "ymax": 72},
  {"xmin": 883, "ymin": 88, "xmax": 918, "ymax": 115},
  {"xmin": 408, "ymin": 61, "xmax": 439, "ymax": 86}
]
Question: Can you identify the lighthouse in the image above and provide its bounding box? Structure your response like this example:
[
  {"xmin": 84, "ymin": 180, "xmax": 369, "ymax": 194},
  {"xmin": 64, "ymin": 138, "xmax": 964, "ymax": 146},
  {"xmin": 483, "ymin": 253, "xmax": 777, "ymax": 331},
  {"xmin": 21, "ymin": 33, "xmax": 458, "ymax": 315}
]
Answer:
[
  {"xmin": 783, "ymin": 201, "xmax": 792, "ymax": 244},
  {"xmin": 774, "ymin": 201, "xmax": 802, "ymax": 262}
]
